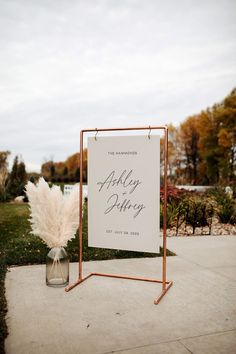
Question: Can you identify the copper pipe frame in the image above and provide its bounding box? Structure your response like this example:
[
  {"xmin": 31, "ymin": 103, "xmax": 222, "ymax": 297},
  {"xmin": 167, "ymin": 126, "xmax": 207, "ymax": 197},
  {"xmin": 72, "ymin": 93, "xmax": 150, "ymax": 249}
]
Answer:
[{"xmin": 65, "ymin": 126, "xmax": 173, "ymax": 304}]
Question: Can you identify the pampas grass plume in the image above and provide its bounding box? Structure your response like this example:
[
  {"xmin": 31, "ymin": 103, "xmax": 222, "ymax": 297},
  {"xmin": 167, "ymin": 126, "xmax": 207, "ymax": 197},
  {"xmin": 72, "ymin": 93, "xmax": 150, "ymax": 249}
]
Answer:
[{"xmin": 25, "ymin": 178, "xmax": 79, "ymax": 248}]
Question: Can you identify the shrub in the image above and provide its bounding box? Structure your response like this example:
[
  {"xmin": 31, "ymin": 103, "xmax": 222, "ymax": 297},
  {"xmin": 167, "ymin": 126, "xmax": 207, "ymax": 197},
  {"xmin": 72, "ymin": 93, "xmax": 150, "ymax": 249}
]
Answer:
[
  {"xmin": 173, "ymin": 195, "xmax": 216, "ymax": 235},
  {"xmin": 206, "ymin": 187, "xmax": 236, "ymax": 225},
  {"xmin": 184, "ymin": 196, "xmax": 207, "ymax": 234},
  {"xmin": 173, "ymin": 197, "xmax": 189, "ymax": 235},
  {"xmin": 0, "ymin": 187, "xmax": 10, "ymax": 202},
  {"xmin": 203, "ymin": 197, "xmax": 216, "ymax": 234},
  {"xmin": 217, "ymin": 196, "xmax": 236, "ymax": 225},
  {"xmin": 206, "ymin": 187, "xmax": 226, "ymax": 203},
  {"xmin": 160, "ymin": 200, "xmax": 178, "ymax": 229}
]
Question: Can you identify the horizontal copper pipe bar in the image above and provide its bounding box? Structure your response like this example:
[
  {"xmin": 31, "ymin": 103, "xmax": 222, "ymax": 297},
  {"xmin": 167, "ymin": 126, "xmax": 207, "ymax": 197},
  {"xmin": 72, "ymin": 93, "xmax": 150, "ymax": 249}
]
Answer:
[
  {"xmin": 81, "ymin": 126, "xmax": 167, "ymax": 133},
  {"xmin": 91, "ymin": 272, "xmax": 171, "ymax": 284}
]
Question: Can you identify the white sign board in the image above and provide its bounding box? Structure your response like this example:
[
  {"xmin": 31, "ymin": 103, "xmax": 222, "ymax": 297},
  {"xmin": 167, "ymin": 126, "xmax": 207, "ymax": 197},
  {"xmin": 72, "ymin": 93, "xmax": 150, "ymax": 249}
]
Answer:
[{"xmin": 88, "ymin": 135, "xmax": 160, "ymax": 253}]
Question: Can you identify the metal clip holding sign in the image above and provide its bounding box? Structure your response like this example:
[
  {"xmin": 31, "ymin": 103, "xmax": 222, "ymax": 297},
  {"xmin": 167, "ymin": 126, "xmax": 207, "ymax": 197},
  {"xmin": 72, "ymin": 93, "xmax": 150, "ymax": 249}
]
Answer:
[
  {"xmin": 94, "ymin": 128, "xmax": 98, "ymax": 141},
  {"xmin": 148, "ymin": 125, "xmax": 151, "ymax": 139},
  {"xmin": 65, "ymin": 126, "xmax": 173, "ymax": 305}
]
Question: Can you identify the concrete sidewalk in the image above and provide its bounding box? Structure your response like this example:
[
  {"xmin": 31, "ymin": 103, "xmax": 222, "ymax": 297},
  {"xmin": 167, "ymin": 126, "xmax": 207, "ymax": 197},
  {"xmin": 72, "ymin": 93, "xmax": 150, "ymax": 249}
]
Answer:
[{"xmin": 5, "ymin": 236, "xmax": 236, "ymax": 354}]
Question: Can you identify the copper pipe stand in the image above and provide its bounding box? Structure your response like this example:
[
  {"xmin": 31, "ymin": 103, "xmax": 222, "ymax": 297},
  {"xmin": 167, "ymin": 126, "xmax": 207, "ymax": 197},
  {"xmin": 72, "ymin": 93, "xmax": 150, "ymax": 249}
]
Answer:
[{"xmin": 65, "ymin": 126, "xmax": 173, "ymax": 305}]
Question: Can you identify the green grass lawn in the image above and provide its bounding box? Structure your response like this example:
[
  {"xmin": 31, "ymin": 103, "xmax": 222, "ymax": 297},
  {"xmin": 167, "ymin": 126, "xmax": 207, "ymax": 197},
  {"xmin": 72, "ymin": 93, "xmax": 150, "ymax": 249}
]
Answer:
[{"xmin": 0, "ymin": 202, "xmax": 174, "ymax": 353}]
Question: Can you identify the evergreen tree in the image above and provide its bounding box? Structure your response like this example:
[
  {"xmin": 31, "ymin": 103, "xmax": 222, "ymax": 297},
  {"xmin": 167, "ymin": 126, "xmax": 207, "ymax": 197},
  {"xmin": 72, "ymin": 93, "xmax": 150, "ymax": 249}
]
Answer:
[
  {"xmin": 0, "ymin": 151, "xmax": 10, "ymax": 201},
  {"xmin": 75, "ymin": 167, "xmax": 80, "ymax": 182},
  {"xmin": 50, "ymin": 164, "xmax": 55, "ymax": 178},
  {"xmin": 6, "ymin": 156, "xmax": 27, "ymax": 198},
  {"xmin": 63, "ymin": 166, "xmax": 68, "ymax": 176},
  {"xmin": 179, "ymin": 116, "xmax": 200, "ymax": 185}
]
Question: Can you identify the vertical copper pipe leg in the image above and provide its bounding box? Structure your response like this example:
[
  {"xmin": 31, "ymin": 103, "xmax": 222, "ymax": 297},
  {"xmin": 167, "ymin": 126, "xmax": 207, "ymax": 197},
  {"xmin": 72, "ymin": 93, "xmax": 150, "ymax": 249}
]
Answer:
[{"xmin": 79, "ymin": 130, "xmax": 84, "ymax": 281}]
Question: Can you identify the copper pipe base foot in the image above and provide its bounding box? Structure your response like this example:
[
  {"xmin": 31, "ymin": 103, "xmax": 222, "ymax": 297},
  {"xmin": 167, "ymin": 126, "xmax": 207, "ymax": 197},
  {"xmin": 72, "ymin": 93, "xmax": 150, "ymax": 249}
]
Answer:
[{"xmin": 154, "ymin": 281, "xmax": 173, "ymax": 304}]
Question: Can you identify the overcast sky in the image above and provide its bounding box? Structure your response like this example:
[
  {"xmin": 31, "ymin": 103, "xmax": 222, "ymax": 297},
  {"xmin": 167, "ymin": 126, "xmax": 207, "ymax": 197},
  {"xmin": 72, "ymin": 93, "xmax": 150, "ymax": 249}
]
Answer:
[{"xmin": 0, "ymin": 0, "xmax": 236, "ymax": 172}]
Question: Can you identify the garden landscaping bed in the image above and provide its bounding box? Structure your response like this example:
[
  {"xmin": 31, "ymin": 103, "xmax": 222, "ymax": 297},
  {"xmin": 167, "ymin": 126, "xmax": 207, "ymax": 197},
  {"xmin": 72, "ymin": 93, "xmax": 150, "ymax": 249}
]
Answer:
[
  {"xmin": 168, "ymin": 217, "xmax": 236, "ymax": 237},
  {"xmin": 161, "ymin": 186, "xmax": 236, "ymax": 236}
]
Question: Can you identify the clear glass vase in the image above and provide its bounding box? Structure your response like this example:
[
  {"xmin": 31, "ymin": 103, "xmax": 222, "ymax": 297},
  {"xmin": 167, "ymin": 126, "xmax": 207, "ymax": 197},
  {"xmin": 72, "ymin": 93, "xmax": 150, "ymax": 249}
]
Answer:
[{"xmin": 46, "ymin": 247, "xmax": 69, "ymax": 287}]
